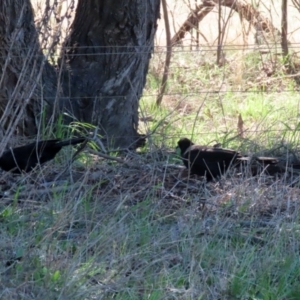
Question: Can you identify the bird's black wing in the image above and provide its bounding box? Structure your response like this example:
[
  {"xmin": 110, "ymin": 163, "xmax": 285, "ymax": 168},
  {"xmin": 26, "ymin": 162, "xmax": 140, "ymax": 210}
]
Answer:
[{"xmin": 183, "ymin": 146, "xmax": 240, "ymax": 178}]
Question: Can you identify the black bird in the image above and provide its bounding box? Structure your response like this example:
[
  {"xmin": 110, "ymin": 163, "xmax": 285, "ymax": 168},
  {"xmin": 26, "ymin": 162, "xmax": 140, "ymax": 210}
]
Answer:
[
  {"xmin": 177, "ymin": 138, "xmax": 243, "ymax": 181},
  {"xmin": 0, "ymin": 138, "xmax": 86, "ymax": 173},
  {"xmin": 177, "ymin": 138, "xmax": 282, "ymax": 180}
]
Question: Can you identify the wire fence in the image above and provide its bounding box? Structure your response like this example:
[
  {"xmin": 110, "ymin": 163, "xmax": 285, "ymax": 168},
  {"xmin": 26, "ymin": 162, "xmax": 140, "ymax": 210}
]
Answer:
[
  {"xmin": 1, "ymin": 43, "xmax": 300, "ymax": 145},
  {"xmin": 130, "ymin": 40, "xmax": 300, "ymax": 149},
  {"xmin": 2, "ymin": 0, "xmax": 300, "ymax": 149}
]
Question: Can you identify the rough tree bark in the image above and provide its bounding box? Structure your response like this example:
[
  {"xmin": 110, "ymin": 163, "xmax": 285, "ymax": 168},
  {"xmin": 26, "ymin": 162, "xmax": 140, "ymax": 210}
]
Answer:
[
  {"xmin": 0, "ymin": 0, "xmax": 160, "ymax": 148},
  {"xmin": 0, "ymin": 0, "xmax": 58, "ymax": 140}
]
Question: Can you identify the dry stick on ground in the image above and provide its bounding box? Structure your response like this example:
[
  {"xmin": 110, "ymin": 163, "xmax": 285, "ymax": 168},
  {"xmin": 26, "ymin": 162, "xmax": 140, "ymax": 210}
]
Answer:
[
  {"xmin": 88, "ymin": 149, "xmax": 134, "ymax": 167},
  {"xmin": 90, "ymin": 144, "xmax": 175, "ymax": 168}
]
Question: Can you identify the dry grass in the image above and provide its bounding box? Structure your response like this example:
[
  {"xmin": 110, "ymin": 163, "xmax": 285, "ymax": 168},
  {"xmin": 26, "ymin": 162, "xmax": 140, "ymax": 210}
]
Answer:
[{"xmin": 2, "ymin": 143, "xmax": 300, "ymax": 299}]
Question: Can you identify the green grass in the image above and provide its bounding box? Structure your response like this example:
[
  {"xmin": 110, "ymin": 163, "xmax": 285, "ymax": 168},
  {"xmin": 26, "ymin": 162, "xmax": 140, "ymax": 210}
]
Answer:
[
  {"xmin": 3, "ymin": 160, "xmax": 300, "ymax": 299},
  {"xmin": 142, "ymin": 48, "xmax": 300, "ymax": 150},
  {"xmin": 2, "ymin": 46, "xmax": 300, "ymax": 299}
]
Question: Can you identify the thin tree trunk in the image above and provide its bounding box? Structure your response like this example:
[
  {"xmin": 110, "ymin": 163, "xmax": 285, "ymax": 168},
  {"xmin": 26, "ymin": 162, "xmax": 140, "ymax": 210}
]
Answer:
[
  {"xmin": 217, "ymin": 0, "xmax": 222, "ymax": 66},
  {"xmin": 281, "ymin": 0, "xmax": 288, "ymax": 57},
  {"xmin": 156, "ymin": 0, "xmax": 172, "ymax": 106}
]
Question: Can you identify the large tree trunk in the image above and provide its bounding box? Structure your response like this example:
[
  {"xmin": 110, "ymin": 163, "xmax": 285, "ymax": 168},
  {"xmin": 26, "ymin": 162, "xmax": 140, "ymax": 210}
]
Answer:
[
  {"xmin": 0, "ymin": 0, "xmax": 160, "ymax": 148},
  {"xmin": 0, "ymin": 0, "xmax": 58, "ymax": 141},
  {"xmin": 60, "ymin": 0, "xmax": 160, "ymax": 147}
]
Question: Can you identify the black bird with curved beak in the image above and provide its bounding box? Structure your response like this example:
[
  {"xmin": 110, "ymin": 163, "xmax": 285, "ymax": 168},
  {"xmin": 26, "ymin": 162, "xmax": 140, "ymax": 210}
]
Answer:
[
  {"xmin": 0, "ymin": 137, "xmax": 86, "ymax": 173},
  {"xmin": 177, "ymin": 137, "xmax": 242, "ymax": 181}
]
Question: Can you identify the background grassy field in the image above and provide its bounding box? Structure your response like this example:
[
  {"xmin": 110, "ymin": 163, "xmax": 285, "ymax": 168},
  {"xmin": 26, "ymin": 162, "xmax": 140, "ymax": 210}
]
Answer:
[{"xmin": 2, "ymin": 1, "xmax": 300, "ymax": 299}]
